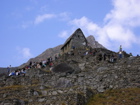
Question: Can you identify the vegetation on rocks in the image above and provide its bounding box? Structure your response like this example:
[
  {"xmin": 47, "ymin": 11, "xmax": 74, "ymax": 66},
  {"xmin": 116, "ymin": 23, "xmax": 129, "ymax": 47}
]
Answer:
[{"xmin": 87, "ymin": 88, "xmax": 140, "ymax": 105}]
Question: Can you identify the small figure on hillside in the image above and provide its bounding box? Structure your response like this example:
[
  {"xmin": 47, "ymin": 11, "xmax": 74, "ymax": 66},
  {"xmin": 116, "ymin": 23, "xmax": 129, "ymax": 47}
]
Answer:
[
  {"xmin": 137, "ymin": 54, "xmax": 139, "ymax": 57},
  {"xmin": 39, "ymin": 61, "xmax": 43, "ymax": 67},
  {"xmin": 47, "ymin": 57, "xmax": 50, "ymax": 64},
  {"xmin": 89, "ymin": 47, "xmax": 92, "ymax": 55},
  {"xmin": 104, "ymin": 53, "xmax": 107, "ymax": 61},
  {"xmin": 119, "ymin": 51, "xmax": 122, "ymax": 59},
  {"xmin": 9, "ymin": 71, "xmax": 16, "ymax": 76},
  {"xmin": 92, "ymin": 49, "xmax": 97, "ymax": 56},
  {"xmin": 49, "ymin": 57, "xmax": 53, "ymax": 62},
  {"xmin": 85, "ymin": 51, "xmax": 88, "ymax": 55},
  {"xmin": 21, "ymin": 68, "xmax": 26, "ymax": 76},
  {"xmin": 47, "ymin": 57, "xmax": 52, "ymax": 64},
  {"xmin": 15, "ymin": 70, "xmax": 20, "ymax": 76},
  {"xmin": 110, "ymin": 54, "xmax": 114, "ymax": 62},
  {"xmin": 102, "ymin": 53, "xmax": 107, "ymax": 61},
  {"xmin": 37, "ymin": 63, "xmax": 41, "ymax": 68},
  {"xmin": 72, "ymin": 46, "xmax": 75, "ymax": 50},
  {"xmin": 98, "ymin": 54, "xmax": 102, "ymax": 61},
  {"xmin": 29, "ymin": 61, "xmax": 32, "ymax": 68},
  {"xmin": 32, "ymin": 62, "xmax": 36, "ymax": 68},
  {"xmin": 7, "ymin": 65, "xmax": 11, "ymax": 75},
  {"xmin": 42, "ymin": 60, "xmax": 46, "ymax": 68},
  {"xmin": 49, "ymin": 62, "xmax": 53, "ymax": 67},
  {"xmin": 55, "ymin": 55, "xmax": 58, "ymax": 60}
]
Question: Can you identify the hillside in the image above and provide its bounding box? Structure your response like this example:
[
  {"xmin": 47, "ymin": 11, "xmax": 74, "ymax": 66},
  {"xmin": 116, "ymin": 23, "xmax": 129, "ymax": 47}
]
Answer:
[{"xmin": 0, "ymin": 47, "xmax": 139, "ymax": 105}]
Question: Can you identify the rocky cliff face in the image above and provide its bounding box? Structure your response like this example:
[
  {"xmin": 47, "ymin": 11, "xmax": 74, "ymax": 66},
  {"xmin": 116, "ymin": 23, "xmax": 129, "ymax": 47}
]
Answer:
[{"xmin": 0, "ymin": 48, "xmax": 140, "ymax": 105}]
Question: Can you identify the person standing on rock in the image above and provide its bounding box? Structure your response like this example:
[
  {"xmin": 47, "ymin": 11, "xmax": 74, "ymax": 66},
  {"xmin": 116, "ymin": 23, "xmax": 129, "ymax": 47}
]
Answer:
[
  {"xmin": 118, "ymin": 45, "xmax": 123, "ymax": 59},
  {"xmin": 110, "ymin": 53, "xmax": 114, "ymax": 62},
  {"xmin": 49, "ymin": 56, "xmax": 53, "ymax": 62},
  {"xmin": 119, "ymin": 45, "xmax": 122, "ymax": 52},
  {"xmin": 119, "ymin": 51, "xmax": 122, "ymax": 59},
  {"xmin": 7, "ymin": 65, "xmax": 11, "ymax": 75},
  {"xmin": 55, "ymin": 55, "xmax": 58, "ymax": 60},
  {"xmin": 29, "ymin": 61, "xmax": 32, "ymax": 68}
]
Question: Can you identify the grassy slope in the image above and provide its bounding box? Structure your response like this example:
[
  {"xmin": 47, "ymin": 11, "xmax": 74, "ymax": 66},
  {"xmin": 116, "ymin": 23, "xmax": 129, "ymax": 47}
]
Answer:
[{"xmin": 87, "ymin": 88, "xmax": 140, "ymax": 105}]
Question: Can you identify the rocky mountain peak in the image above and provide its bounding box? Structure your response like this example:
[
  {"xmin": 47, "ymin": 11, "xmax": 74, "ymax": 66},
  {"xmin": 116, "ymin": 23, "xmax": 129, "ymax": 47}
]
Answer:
[{"xmin": 87, "ymin": 35, "xmax": 105, "ymax": 49}]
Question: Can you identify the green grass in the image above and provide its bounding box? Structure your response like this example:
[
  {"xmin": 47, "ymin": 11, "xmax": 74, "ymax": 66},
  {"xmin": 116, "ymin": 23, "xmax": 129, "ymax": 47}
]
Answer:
[{"xmin": 87, "ymin": 88, "xmax": 140, "ymax": 105}]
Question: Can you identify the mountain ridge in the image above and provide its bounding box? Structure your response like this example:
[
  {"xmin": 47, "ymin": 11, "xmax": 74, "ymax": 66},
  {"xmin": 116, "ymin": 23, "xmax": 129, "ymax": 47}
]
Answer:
[{"xmin": 19, "ymin": 35, "xmax": 105, "ymax": 68}]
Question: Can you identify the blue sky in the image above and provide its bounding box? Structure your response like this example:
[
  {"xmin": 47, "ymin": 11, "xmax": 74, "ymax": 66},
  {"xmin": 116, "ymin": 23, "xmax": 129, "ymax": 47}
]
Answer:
[{"xmin": 0, "ymin": 0, "xmax": 140, "ymax": 67}]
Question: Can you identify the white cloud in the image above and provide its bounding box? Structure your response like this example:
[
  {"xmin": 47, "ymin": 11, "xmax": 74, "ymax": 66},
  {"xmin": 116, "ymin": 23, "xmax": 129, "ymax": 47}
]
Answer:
[
  {"xmin": 102, "ymin": 0, "xmax": 140, "ymax": 48},
  {"xmin": 58, "ymin": 30, "xmax": 69, "ymax": 39},
  {"xmin": 22, "ymin": 12, "xmax": 70, "ymax": 28},
  {"xmin": 70, "ymin": 16, "xmax": 100, "ymax": 36},
  {"xmin": 16, "ymin": 47, "xmax": 33, "ymax": 59},
  {"xmin": 34, "ymin": 14, "xmax": 56, "ymax": 24},
  {"xmin": 105, "ymin": 0, "xmax": 140, "ymax": 27},
  {"xmin": 68, "ymin": 0, "xmax": 140, "ymax": 50},
  {"xmin": 102, "ymin": 24, "xmax": 137, "ymax": 48}
]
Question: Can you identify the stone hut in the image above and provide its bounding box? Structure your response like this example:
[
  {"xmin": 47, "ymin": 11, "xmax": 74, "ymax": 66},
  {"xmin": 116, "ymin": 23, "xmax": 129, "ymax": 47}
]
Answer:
[{"xmin": 61, "ymin": 28, "xmax": 88, "ymax": 54}]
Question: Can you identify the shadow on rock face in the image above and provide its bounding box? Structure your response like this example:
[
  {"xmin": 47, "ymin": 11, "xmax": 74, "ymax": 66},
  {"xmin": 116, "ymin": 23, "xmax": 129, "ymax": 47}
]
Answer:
[{"xmin": 52, "ymin": 63, "xmax": 74, "ymax": 74}]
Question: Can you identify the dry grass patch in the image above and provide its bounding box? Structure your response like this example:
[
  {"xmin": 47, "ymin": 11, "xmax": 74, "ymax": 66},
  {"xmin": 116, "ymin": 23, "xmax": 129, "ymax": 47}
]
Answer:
[{"xmin": 87, "ymin": 88, "xmax": 140, "ymax": 105}]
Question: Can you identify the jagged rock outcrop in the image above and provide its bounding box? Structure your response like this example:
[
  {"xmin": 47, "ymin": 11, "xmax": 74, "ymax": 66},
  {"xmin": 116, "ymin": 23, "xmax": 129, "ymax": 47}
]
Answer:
[
  {"xmin": 52, "ymin": 63, "xmax": 74, "ymax": 73},
  {"xmin": 87, "ymin": 35, "xmax": 105, "ymax": 49}
]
